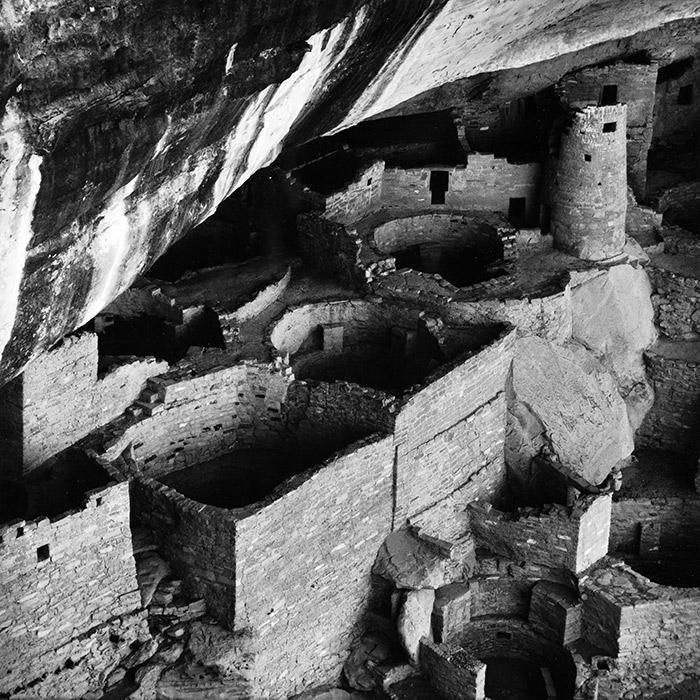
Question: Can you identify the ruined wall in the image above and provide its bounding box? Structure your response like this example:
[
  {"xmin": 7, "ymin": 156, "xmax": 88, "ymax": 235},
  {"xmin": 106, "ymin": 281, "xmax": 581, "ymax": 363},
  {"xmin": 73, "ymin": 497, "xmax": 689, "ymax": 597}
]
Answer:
[
  {"xmin": 550, "ymin": 105, "xmax": 628, "ymax": 260},
  {"xmin": 324, "ymin": 160, "xmax": 385, "ymax": 223},
  {"xmin": 468, "ymin": 494, "xmax": 611, "ymax": 573},
  {"xmin": 0, "ymin": 482, "xmax": 141, "ymax": 695},
  {"xmin": 648, "ymin": 260, "xmax": 700, "ymax": 338},
  {"xmin": 610, "ymin": 496, "xmax": 700, "ymax": 554},
  {"xmin": 556, "ymin": 62, "xmax": 658, "ymax": 197},
  {"xmin": 419, "ymin": 639, "xmax": 486, "ymax": 700},
  {"xmin": 97, "ymin": 363, "xmax": 292, "ymax": 477},
  {"xmin": 234, "ymin": 435, "xmax": 394, "ymax": 698},
  {"xmin": 394, "ymin": 328, "xmax": 515, "ymax": 523},
  {"xmin": 0, "ymin": 332, "xmax": 167, "ymax": 475},
  {"xmin": 132, "ymin": 477, "xmax": 238, "ymax": 623},
  {"xmin": 653, "ymin": 54, "xmax": 700, "ymax": 147},
  {"xmin": 637, "ymin": 346, "xmax": 700, "ymax": 454},
  {"xmin": 582, "ymin": 564, "xmax": 700, "ymax": 695},
  {"xmin": 381, "ymin": 157, "xmax": 541, "ymax": 225}
]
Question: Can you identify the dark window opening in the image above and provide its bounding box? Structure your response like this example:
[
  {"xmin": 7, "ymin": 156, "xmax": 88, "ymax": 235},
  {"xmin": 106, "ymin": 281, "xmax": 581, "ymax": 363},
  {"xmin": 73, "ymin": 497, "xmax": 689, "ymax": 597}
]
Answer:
[
  {"xmin": 16, "ymin": 527, "xmax": 24, "ymax": 538},
  {"xmin": 584, "ymin": 153, "xmax": 592, "ymax": 162},
  {"xmin": 496, "ymin": 631, "xmax": 512, "ymax": 640},
  {"xmin": 678, "ymin": 84, "xmax": 694, "ymax": 105},
  {"xmin": 508, "ymin": 197, "xmax": 527, "ymax": 227},
  {"xmin": 366, "ymin": 177, "xmax": 373, "ymax": 185},
  {"xmin": 601, "ymin": 84, "xmax": 618, "ymax": 106},
  {"xmin": 603, "ymin": 122, "xmax": 617, "ymax": 133},
  {"xmin": 430, "ymin": 170, "xmax": 449, "ymax": 205},
  {"xmin": 37, "ymin": 544, "xmax": 50, "ymax": 562},
  {"xmin": 95, "ymin": 497, "xmax": 103, "ymax": 506}
]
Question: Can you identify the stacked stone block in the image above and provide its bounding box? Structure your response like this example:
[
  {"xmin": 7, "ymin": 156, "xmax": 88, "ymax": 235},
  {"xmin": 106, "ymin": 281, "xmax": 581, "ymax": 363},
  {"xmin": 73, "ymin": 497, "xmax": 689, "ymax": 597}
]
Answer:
[
  {"xmin": 0, "ymin": 482, "xmax": 142, "ymax": 695},
  {"xmin": 551, "ymin": 105, "xmax": 628, "ymax": 260}
]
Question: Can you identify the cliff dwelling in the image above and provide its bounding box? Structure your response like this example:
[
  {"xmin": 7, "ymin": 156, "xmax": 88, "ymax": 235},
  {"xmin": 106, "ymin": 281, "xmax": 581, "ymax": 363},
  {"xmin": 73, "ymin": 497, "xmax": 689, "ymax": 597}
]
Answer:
[{"xmin": 3, "ymin": 2, "xmax": 700, "ymax": 700}]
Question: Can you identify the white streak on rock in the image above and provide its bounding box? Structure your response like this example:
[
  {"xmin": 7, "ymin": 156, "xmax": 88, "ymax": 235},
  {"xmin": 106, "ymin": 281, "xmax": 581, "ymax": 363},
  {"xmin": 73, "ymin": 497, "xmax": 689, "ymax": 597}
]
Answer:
[
  {"xmin": 225, "ymin": 43, "xmax": 238, "ymax": 74},
  {"xmin": 0, "ymin": 101, "xmax": 43, "ymax": 361}
]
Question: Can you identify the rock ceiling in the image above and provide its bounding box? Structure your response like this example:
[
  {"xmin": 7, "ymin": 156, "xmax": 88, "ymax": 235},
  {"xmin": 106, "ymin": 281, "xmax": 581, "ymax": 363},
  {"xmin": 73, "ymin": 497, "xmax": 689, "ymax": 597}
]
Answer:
[{"xmin": 1, "ymin": 0, "xmax": 700, "ymax": 384}]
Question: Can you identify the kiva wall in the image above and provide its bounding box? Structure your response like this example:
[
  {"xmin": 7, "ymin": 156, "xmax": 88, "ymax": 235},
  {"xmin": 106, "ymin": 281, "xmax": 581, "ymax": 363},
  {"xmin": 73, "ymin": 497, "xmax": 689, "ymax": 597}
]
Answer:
[
  {"xmin": 0, "ymin": 481, "xmax": 141, "ymax": 695},
  {"xmin": 0, "ymin": 332, "xmax": 167, "ymax": 476},
  {"xmin": 323, "ymin": 160, "xmax": 385, "ymax": 224}
]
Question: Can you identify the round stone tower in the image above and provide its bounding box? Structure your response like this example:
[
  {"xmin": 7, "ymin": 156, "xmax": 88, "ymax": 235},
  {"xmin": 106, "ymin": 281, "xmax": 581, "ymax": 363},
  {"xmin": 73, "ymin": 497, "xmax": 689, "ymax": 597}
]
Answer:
[{"xmin": 551, "ymin": 104, "xmax": 628, "ymax": 260}]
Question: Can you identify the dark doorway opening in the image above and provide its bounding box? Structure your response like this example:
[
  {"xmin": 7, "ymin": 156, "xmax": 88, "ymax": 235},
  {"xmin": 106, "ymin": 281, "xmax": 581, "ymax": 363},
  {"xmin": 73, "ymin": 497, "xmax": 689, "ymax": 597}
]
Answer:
[
  {"xmin": 601, "ymin": 84, "xmax": 618, "ymax": 106},
  {"xmin": 430, "ymin": 171, "xmax": 449, "ymax": 204},
  {"xmin": 508, "ymin": 197, "xmax": 527, "ymax": 227}
]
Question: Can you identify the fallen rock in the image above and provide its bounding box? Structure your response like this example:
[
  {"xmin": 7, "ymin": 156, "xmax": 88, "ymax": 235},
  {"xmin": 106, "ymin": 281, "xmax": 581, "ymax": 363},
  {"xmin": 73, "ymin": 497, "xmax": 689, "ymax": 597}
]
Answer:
[
  {"xmin": 157, "ymin": 664, "xmax": 251, "ymax": 700},
  {"xmin": 129, "ymin": 663, "xmax": 166, "ymax": 700},
  {"xmin": 152, "ymin": 641, "xmax": 185, "ymax": 666},
  {"xmin": 570, "ymin": 264, "xmax": 657, "ymax": 430},
  {"xmin": 507, "ymin": 337, "xmax": 634, "ymax": 486},
  {"xmin": 373, "ymin": 531, "xmax": 463, "ymax": 590},
  {"xmin": 123, "ymin": 637, "xmax": 160, "ymax": 669},
  {"xmin": 136, "ymin": 553, "xmax": 171, "ymax": 608},
  {"xmin": 343, "ymin": 631, "xmax": 396, "ymax": 691},
  {"xmin": 293, "ymin": 689, "xmax": 369, "ymax": 700},
  {"xmin": 187, "ymin": 622, "xmax": 255, "ymax": 679},
  {"xmin": 397, "ymin": 589, "xmax": 435, "ymax": 666}
]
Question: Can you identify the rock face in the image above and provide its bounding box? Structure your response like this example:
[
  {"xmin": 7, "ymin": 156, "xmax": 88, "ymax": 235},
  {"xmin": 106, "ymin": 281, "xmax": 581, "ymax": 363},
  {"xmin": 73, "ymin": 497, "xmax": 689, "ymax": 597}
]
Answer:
[
  {"xmin": 397, "ymin": 589, "xmax": 435, "ymax": 666},
  {"xmin": 570, "ymin": 264, "xmax": 657, "ymax": 430},
  {"xmin": 506, "ymin": 336, "xmax": 634, "ymax": 486},
  {"xmin": 1, "ymin": 1, "xmax": 700, "ymax": 383}
]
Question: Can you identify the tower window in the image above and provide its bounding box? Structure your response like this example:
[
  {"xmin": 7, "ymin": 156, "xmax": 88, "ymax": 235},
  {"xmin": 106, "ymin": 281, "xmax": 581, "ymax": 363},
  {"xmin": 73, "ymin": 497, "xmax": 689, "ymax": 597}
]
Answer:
[
  {"xmin": 678, "ymin": 84, "xmax": 694, "ymax": 105},
  {"xmin": 429, "ymin": 171, "xmax": 449, "ymax": 205},
  {"xmin": 37, "ymin": 544, "xmax": 50, "ymax": 563},
  {"xmin": 601, "ymin": 84, "xmax": 618, "ymax": 106},
  {"xmin": 508, "ymin": 197, "xmax": 527, "ymax": 227},
  {"xmin": 603, "ymin": 122, "xmax": 617, "ymax": 133},
  {"xmin": 584, "ymin": 154, "xmax": 592, "ymax": 162}
]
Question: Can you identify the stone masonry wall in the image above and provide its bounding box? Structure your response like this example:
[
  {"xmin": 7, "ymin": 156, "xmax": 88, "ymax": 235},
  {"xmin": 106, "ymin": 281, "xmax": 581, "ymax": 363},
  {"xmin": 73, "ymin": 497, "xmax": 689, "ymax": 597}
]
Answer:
[
  {"xmin": 97, "ymin": 362, "xmax": 292, "ymax": 477},
  {"xmin": 324, "ymin": 160, "xmax": 384, "ymax": 224},
  {"xmin": 653, "ymin": 54, "xmax": 700, "ymax": 148},
  {"xmin": 233, "ymin": 435, "xmax": 394, "ymax": 699},
  {"xmin": 647, "ymin": 263, "xmax": 700, "ymax": 338},
  {"xmin": 419, "ymin": 639, "xmax": 486, "ymax": 700},
  {"xmin": 381, "ymin": 156, "xmax": 541, "ymax": 225},
  {"xmin": 551, "ymin": 105, "xmax": 628, "ymax": 260},
  {"xmin": 394, "ymin": 328, "xmax": 516, "ymax": 522},
  {"xmin": 637, "ymin": 348, "xmax": 700, "ymax": 454},
  {"xmin": 132, "ymin": 477, "xmax": 239, "ymax": 624},
  {"xmin": 610, "ymin": 496, "xmax": 700, "ymax": 555},
  {"xmin": 556, "ymin": 62, "xmax": 658, "ymax": 197},
  {"xmin": 0, "ymin": 332, "xmax": 167, "ymax": 474},
  {"xmin": 0, "ymin": 481, "xmax": 141, "ymax": 695},
  {"xmin": 468, "ymin": 494, "xmax": 611, "ymax": 574}
]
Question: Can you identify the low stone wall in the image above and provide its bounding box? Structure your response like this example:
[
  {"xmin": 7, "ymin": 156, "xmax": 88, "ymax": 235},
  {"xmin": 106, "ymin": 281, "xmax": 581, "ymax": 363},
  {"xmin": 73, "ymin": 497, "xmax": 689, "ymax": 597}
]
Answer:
[
  {"xmin": 419, "ymin": 639, "xmax": 486, "ymax": 700},
  {"xmin": 637, "ymin": 343, "xmax": 700, "ymax": 454},
  {"xmin": 467, "ymin": 494, "xmax": 611, "ymax": 574},
  {"xmin": 96, "ymin": 362, "xmax": 293, "ymax": 477},
  {"xmin": 0, "ymin": 332, "xmax": 167, "ymax": 475},
  {"xmin": 0, "ymin": 481, "xmax": 141, "ymax": 695},
  {"xmin": 581, "ymin": 561, "xmax": 700, "ymax": 696}
]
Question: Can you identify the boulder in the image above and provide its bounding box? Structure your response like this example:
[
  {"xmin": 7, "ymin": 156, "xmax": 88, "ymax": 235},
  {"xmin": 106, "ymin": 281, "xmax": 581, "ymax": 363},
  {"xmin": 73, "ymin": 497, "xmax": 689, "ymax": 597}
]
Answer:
[
  {"xmin": 157, "ymin": 664, "xmax": 250, "ymax": 700},
  {"xmin": 507, "ymin": 337, "xmax": 634, "ymax": 486},
  {"xmin": 187, "ymin": 623, "xmax": 254, "ymax": 680},
  {"xmin": 343, "ymin": 631, "xmax": 396, "ymax": 691},
  {"xmin": 129, "ymin": 663, "xmax": 166, "ymax": 700},
  {"xmin": 373, "ymin": 531, "xmax": 463, "ymax": 590},
  {"xmin": 397, "ymin": 589, "xmax": 435, "ymax": 666},
  {"xmin": 570, "ymin": 264, "xmax": 657, "ymax": 430},
  {"xmin": 136, "ymin": 553, "xmax": 171, "ymax": 608}
]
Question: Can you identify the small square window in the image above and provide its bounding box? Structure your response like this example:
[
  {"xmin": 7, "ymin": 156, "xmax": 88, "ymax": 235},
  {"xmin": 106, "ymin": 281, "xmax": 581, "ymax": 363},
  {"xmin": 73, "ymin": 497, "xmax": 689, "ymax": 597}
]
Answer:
[
  {"xmin": 601, "ymin": 84, "xmax": 618, "ymax": 106},
  {"xmin": 496, "ymin": 631, "xmax": 512, "ymax": 640},
  {"xmin": 16, "ymin": 527, "xmax": 24, "ymax": 538},
  {"xmin": 96, "ymin": 497, "xmax": 103, "ymax": 507},
  {"xmin": 584, "ymin": 154, "xmax": 592, "ymax": 162},
  {"xmin": 678, "ymin": 84, "xmax": 694, "ymax": 105},
  {"xmin": 603, "ymin": 122, "xmax": 617, "ymax": 133},
  {"xmin": 37, "ymin": 544, "xmax": 50, "ymax": 562},
  {"xmin": 367, "ymin": 177, "xmax": 373, "ymax": 186}
]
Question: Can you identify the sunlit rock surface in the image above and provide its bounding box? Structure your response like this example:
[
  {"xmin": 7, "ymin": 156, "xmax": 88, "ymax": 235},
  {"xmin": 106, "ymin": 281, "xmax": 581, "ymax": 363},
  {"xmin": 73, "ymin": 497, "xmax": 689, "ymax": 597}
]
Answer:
[
  {"xmin": 2, "ymin": 0, "xmax": 700, "ymax": 382},
  {"xmin": 506, "ymin": 336, "xmax": 635, "ymax": 486}
]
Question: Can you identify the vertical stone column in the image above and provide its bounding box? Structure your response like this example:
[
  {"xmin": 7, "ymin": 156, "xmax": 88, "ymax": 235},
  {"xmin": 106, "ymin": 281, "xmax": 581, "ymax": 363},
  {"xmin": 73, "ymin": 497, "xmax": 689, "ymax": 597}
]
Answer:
[{"xmin": 551, "ymin": 105, "xmax": 628, "ymax": 260}]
